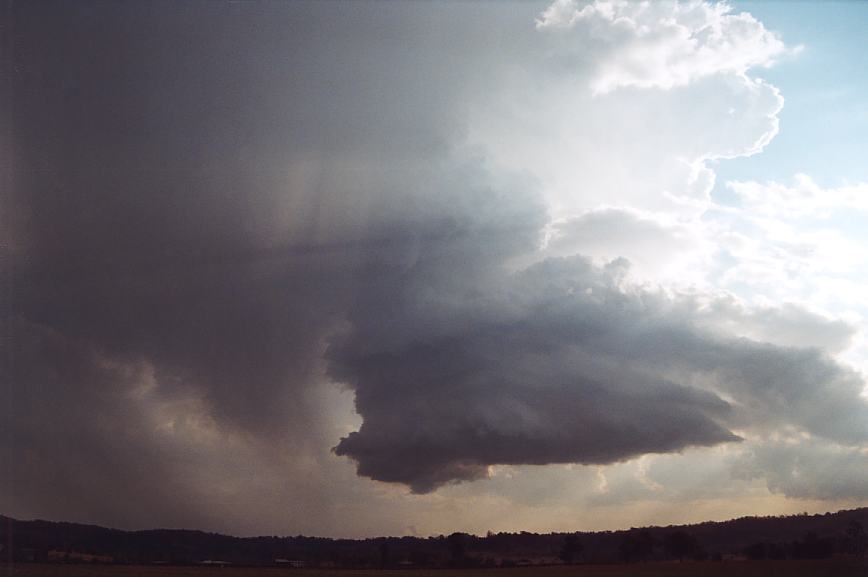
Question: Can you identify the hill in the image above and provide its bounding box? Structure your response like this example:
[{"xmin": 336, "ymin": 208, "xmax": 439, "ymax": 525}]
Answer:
[{"xmin": 2, "ymin": 508, "xmax": 867, "ymax": 567}]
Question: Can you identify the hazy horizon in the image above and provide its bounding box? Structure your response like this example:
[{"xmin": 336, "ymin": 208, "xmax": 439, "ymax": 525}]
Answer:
[{"xmin": 7, "ymin": 505, "xmax": 868, "ymax": 541}]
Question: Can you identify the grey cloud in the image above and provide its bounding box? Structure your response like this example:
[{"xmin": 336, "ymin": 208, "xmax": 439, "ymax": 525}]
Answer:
[
  {"xmin": 1, "ymin": 319, "xmax": 355, "ymax": 535},
  {"xmin": 550, "ymin": 208, "xmax": 855, "ymax": 352},
  {"xmin": 330, "ymin": 257, "xmax": 737, "ymax": 492},
  {"xmin": 733, "ymin": 440, "xmax": 868, "ymax": 501},
  {"xmin": 587, "ymin": 449, "xmax": 756, "ymax": 506},
  {"xmin": 331, "ymin": 255, "xmax": 868, "ymax": 491},
  {"xmin": 696, "ymin": 299, "xmax": 856, "ymax": 353},
  {"xmin": 549, "ymin": 208, "xmax": 692, "ymax": 258},
  {"xmin": 544, "ymin": 207, "xmax": 703, "ymax": 277},
  {"xmin": 3, "ymin": 319, "xmax": 217, "ymax": 528},
  {"xmin": 9, "ymin": 0, "xmax": 541, "ymax": 437},
  {"xmin": 641, "ymin": 334, "xmax": 868, "ymax": 444},
  {"xmin": 5, "ymin": 0, "xmax": 549, "ymax": 525}
]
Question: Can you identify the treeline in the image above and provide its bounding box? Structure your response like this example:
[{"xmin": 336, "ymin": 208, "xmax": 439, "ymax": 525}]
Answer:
[
  {"xmin": 742, "ymin": 523, "xmax": 868, "ymax": 561},
  {"xmin": 2, "ymin": 508, "xmax": 867, "ymax": 567}
]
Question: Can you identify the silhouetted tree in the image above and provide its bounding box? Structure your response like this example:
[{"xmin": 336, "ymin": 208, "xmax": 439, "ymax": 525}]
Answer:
[
  {"xmin": 619, "ymin": 530, "xmax": 655, "ymax": 563},
  {"xmin": 767, "ymin": 542, "xmax": 786, "ymax": 560},
  {"xmin": 559, "ymin": 534, "xmax": 583, "ymax": 565},
  {"xmin": 792, "ymin": 532, "xmax": 834, "ymax": 559},
  {"xmin": 846, "ymin": 521, "xmax": 868, "ymax": 556},
  {"xmin": 378, "ymin": 541, "xmax": 390, "ymax": 568},
  {"xmin": 744, "ymin": 542, "xmax": 766, "ymax": 560},
  {"xmin": 408, "ymin": 550, "xmax": 432, "ymax": 566},
  {"xmin": 663, "ymin": 530, "xmax": 701, "ymax": 561},
  {"xmin": 447, "ymin": 533, "xmax": 466, "ymax": 565}
]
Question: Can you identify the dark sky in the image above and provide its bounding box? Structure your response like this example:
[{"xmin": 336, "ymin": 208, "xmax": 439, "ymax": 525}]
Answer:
[{"xmin": 3, "ymin": 0, "xmax": 868, "ymax": 537}]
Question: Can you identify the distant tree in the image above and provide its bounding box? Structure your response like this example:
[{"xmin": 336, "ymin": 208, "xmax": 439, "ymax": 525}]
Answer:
[
  {"xmin": 408, "ymin": 550, "xmax": 432, "ymax": 566},
  {"xmin": 663, "ymin": 531, "xmax": 701, "ymax": 562},
  {"xmin": 767, "ymin": 542, "xmax": 786, "ymax": 560},
  {"xmin": 378, "ymin": 541, "xmax": 390, "ymax": 568},
  {"xmin": 447, "ymin": 533, "xmax": 466, "ymax": 564},
  {"xmin": 793, "ymin": 532, "xmax": 834, "ymax": 560},
  {"xmin": 619, "ymin": 530, "xmax": 655, "ymax": 563},
  {"xmin": 559, "ymin": 534, "xmax": 583, "ymax": 565},
  {"xmin": 846, "ymin": 521, "xmax": 868, "ymax": 556},
  {"xmin": 744, "ymin": 542, "xmax": 765, "ymax": 560}
]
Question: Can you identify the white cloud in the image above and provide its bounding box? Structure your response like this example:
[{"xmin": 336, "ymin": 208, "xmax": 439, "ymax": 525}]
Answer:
[
  {"xmin": 467, "ymin": 2, "xmax": 785, "ymax": 225},
  {"xmin": 542, "ymin": 207, "xmax": 713, "ymax": 284},
  {"xmin": 537, "ymin": 0, "xmax": 791, "ymax": 94},
  {"xmin": 729, "ymin": 174, "xmax": 868, "ymax": 217},
  {"xmin": 707, "ymin": 176, "xmax": 868, "ymax": 355}
]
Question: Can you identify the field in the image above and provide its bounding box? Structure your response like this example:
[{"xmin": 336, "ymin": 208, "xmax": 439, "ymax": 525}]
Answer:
[{"xmin": 4, "ymin": 560, "xmax": 868, "ymax": 577}]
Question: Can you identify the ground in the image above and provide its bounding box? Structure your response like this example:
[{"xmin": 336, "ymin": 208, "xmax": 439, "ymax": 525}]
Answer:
[{"xmin": 5, "ymin": 559, "xmax": 868, "ymax": 577}]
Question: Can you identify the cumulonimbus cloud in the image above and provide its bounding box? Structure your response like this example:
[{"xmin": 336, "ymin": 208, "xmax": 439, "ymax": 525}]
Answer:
[{"xmin": 4, "ymin": 0, "xmax": 864, "ymax": 531}]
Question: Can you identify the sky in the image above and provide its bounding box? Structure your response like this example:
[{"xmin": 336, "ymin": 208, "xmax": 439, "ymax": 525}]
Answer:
[{"xmin": 4, "ymin": 0, "xmax": 868, "ymax": 538}]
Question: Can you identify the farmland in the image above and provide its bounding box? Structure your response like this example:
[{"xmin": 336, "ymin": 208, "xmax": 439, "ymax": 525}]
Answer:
[{"xmin": 5, "ymin": 559, "xmax": 868, "ymax": 577}]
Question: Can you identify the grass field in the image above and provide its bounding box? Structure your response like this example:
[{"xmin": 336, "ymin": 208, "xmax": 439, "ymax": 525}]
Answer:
[{"xmin": 4, "ymin": 559, "xmax": 868, "ymax": 577}]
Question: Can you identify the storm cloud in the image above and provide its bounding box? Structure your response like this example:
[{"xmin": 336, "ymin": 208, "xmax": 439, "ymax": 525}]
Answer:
[
  {"xmin": 4, "ymin": 0, "xmax": 868, "ymax": 532},
  {"xmin": 330, "ymin": 254, "xmax": 868, "ymax": 491}
]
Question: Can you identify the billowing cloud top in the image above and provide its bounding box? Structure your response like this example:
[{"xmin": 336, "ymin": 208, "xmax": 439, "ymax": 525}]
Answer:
[
  {"xmin": 3, "ymin": 0, "xmax": 867, "ymax": 535},
  {"xmin": 538, "ymin": 0, "xmax": 789, "ymax": 94}
]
